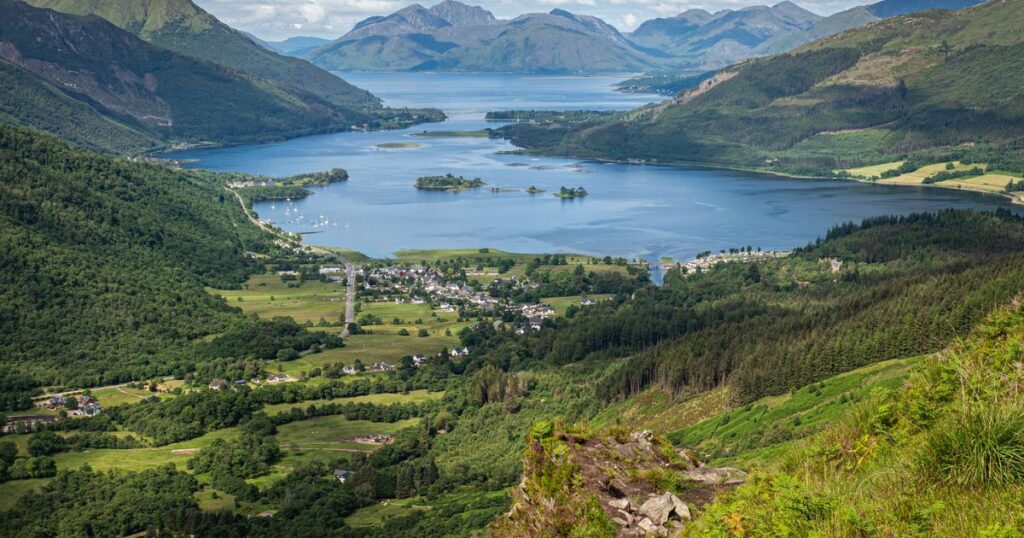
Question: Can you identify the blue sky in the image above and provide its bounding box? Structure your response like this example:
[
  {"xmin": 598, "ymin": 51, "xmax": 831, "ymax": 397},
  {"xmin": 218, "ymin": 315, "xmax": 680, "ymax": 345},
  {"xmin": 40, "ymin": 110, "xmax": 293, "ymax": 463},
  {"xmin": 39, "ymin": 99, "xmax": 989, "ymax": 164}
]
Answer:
[{"xmin": 195, "ymin": 0, "xmax": 867, "ymax": 41}]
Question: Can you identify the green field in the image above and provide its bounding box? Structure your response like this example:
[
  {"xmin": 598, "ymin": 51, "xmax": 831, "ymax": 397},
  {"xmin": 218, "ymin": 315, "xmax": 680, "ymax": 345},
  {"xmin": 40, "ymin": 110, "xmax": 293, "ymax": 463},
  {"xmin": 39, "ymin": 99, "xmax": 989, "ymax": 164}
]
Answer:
[
  {"xmin": 541, "ymin": 294, "xmax": 614, "ymax": 315},
  {"xmin": 275, "ymin": 333, "xmax": 460, "ymax": 378},
  {"xmin": 359, "ymin": 302, "xmax": 474, "ymax": 336},
  {"xmin": 261, "ymin": 390, "xmax": 443, "ymax": 416},
  {"xmin": 275, "ymin": 416, "xmax": 420, "ymax": 450},
  {"xmin": 211, "ymin": 274, "xmax": 346, "ymax": 324},
  {"xmin": 0, "ymin": 478, "xmax": 48, "ymax": 510}
]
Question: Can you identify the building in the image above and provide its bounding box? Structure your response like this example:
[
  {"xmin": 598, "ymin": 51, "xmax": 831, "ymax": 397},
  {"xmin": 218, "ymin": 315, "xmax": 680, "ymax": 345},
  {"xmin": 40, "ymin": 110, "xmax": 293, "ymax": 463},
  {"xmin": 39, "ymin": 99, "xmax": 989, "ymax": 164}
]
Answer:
[
  {"xmin": 319, "ymin": 266, "xmax": 342, "ymax": 275},
  {"xmin": 333, "ymin": 469, "xmax": 351, "ymax": 483},
  {"xmin": 208, "ymin": 379, "xmax": 227, "ymax": 390}
]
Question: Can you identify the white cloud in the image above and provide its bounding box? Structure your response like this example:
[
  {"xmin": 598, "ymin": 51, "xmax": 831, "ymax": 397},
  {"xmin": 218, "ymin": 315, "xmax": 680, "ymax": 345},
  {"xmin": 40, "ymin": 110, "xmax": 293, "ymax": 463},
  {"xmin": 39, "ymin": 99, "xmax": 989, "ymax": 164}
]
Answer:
[{"xmin": 195, "ymin": 0, "xmax": 864, "ymax": 40}]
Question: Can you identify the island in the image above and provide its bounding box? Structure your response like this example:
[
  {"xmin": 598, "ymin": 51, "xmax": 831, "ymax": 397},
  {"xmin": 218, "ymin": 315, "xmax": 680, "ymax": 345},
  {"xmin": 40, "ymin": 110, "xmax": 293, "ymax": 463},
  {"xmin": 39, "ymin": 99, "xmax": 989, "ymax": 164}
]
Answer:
[
  {"xmin": 555, "ymin": 186, "xmax": 588, "ymax": 199},
  {"xmin": 526, "ymin": 185, "xmax": 544, "ymax": 194},
  {"xmin": 415, "ymin": 173, "xmax": 486, "ymax": 191}
]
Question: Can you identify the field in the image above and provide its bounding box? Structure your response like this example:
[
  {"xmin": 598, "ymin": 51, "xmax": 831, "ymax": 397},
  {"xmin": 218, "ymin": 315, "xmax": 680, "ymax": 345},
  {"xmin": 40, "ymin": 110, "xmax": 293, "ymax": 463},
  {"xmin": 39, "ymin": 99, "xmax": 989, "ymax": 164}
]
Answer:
[
  {"xmin": 261, "ymin": 390, "xmax": 443, "ymax": 415},
  {"xmin": 211, "ymin": 274, "xmax": 346, "ymax": 324},
  {"xmin": 276, "ymin": 333, "xmax": 461, "ymax": 379},
  {"xmin": 541, "ymin": 294, "xmax": 614, "ymax": 315},
  {"xmin": 0, "ymin": 478, "xmax": 47, "ymax": 510},
  {"xmin": 275, "ymin": 416, "xmax": 420, "ymax": 451}
]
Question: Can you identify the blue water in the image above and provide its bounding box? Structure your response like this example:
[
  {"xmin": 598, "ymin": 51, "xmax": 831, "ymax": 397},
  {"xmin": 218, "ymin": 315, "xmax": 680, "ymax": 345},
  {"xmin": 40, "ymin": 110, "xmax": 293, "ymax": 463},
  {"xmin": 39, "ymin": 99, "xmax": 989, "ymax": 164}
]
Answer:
[{"xmin": 169, "ymin": 72, "xmax": 1017, "ymax": 274}]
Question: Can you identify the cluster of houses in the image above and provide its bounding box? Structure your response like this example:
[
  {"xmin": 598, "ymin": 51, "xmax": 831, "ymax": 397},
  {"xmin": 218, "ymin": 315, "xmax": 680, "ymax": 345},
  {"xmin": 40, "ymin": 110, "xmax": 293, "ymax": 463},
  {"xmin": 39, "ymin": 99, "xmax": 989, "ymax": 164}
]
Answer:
[
  {"xmin": 42, "ymin": 394, "xmax": 102, "ymax": 417},
  {"xmin": 668, "ymin": 250, "xmax": 788, "ymax": 274},
  {"xmin": 208, "ymin": 374, "xmax": 294, "ymax": 390}
]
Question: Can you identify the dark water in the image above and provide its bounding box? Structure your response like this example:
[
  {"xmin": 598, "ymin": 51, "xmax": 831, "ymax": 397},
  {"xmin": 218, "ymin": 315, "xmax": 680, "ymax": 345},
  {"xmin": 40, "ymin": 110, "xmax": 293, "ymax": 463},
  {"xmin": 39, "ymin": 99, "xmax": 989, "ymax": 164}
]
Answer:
[{"xmin": 168, "ymin": 72, "xmax": 1016, "ymax": 275}]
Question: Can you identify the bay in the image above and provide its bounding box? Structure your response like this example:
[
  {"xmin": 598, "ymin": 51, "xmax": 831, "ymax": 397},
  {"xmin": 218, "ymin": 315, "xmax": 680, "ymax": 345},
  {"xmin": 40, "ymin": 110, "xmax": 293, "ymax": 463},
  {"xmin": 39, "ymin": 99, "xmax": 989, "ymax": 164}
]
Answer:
[{"xmin": 168, "ymin": 72, "xmax": 1017, "ymax": 278}]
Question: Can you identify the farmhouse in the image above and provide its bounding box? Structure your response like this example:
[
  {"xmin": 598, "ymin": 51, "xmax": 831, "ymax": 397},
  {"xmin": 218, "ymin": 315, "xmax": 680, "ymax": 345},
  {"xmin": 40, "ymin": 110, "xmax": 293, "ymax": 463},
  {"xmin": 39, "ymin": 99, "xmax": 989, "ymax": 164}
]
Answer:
[
  {"xmin": 208, "ymin": 379, "xmax": 227, "ymax": 390},
  {"xmin": 333, "ymin": 469, "xmax": 351, "ymax": 483}
]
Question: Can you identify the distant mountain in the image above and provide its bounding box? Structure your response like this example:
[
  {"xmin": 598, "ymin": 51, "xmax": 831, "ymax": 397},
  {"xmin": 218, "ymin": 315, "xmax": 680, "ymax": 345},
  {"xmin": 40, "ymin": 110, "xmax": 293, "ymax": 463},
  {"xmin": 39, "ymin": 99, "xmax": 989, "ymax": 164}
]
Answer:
[
  {"xmin": 500, "ymin": 0, "xmax": 1024, "ymax": 177},
  {"xmin": 630, "ymin": 1, "xmax": 822, "ymax": 69},
  {"xmin": 263, "ymin": 36, "xmax": 332, "ymax": 57},
  {"xmin": 24, "ymin": 0, "xmax": 378, "ymax": 108},
  {"xmin": 756, "ymin": 0, "xmax": 986, "ymax": 54},
  {"xmin": 0, "ymin": 0, "xmax": 375, "ymax": 149},
  {"xmin": 308, "ymin": 2, "xmax": 662, "ymax": 73}
]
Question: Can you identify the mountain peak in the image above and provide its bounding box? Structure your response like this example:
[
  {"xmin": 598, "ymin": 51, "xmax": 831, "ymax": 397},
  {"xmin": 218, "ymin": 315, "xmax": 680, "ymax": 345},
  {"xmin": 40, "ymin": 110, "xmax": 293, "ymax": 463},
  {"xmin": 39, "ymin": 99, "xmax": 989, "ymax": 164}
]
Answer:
[{"xmin": 428, "ymin": 0, "xmax": 498, "ymax": 26}]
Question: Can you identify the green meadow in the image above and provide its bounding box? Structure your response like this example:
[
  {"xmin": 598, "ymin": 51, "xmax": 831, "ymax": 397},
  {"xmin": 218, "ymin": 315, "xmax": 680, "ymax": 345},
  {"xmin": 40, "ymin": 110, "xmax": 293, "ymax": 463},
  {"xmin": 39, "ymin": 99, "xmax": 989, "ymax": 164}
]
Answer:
[{"xmin": 211, "ymin": 273, "xmax": 347, "ymax": 324}]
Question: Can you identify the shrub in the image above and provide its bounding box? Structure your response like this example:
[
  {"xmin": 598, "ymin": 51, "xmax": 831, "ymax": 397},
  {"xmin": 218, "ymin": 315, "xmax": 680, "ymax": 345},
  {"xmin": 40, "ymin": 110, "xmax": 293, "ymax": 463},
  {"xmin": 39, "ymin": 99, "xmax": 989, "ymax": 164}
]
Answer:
[{"xmin": 920, "ymin": 406, "xmax": 1024, "ymax": 487}]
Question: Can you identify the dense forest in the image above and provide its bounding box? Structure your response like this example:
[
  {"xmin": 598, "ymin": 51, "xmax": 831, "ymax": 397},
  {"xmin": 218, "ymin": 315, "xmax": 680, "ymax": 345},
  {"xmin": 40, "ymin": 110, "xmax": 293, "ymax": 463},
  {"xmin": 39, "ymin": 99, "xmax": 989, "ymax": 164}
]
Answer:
[{"xmin": 0, "ymin": 126, "xmax": 330, "ymax": 407}]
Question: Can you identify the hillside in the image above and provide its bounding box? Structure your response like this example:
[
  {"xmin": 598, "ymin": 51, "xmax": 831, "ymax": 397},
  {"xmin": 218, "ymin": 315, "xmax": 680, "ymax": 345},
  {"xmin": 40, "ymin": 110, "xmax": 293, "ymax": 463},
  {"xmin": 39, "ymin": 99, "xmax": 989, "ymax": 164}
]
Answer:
[
  {"xmin": 308, "ymin": 3, "xmax": 662, "ymax": 74},
  {"xmin": 501, "ymin": 0, "xmax": 1024, "ymax": 177},
  {"xmin": 0, "ymin": 126, "xmax": 344, "ymax": 410},
  {"xmin": 24, "ymin": 0, "xmax": 378, "ymax": 108},
  {"xmin": 755, "ymin": 0, "xmax": 986, "ymax": 54},
  {"xmin": 0, "ymin": 0, "xmax": 385, "ymax": 148},
  {"xmin": 494, "ymin": 298, "xmax": 1024, "ymax": 535},
  {"xmin": 0, "ymin": 59, "xmax": 161, "ymax": 154},
  {"xmin": 630, "ymin": 1, "xmax": 822, "ymax": 70}
]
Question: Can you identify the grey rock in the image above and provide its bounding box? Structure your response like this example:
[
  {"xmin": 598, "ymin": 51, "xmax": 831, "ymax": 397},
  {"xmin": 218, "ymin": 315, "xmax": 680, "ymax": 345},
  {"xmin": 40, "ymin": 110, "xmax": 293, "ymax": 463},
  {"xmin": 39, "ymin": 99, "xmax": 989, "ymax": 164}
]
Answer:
[
  {"xmin": 609, "ymin": 498, "xmax": 630, "ymax": 510},
  {"xmin": 685, "ymin": 466, "xmax": 747, "ymax": 485},
  {"xmin": 639, "ymin": 492, "xmax": 674, "ymax": 525},
  {"xmin": 670, "ymin": 494, "xmax": 691, "ymax": 520}
]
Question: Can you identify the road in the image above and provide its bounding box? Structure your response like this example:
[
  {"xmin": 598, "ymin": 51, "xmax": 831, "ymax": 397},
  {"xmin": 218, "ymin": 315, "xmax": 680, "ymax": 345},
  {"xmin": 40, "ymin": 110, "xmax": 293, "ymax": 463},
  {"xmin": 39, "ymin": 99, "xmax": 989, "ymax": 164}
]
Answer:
[{"xmin": 227, "ymin": 187, "xmax": 355, "ymax": 337}]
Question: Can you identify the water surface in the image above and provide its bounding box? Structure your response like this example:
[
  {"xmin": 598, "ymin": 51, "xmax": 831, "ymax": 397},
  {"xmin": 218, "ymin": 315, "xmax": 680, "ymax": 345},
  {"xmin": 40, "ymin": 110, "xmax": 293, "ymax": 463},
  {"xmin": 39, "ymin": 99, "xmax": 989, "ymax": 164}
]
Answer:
[{"xmin": 169, "ymin": 72, "xmax": 1016, "ymax": 274}]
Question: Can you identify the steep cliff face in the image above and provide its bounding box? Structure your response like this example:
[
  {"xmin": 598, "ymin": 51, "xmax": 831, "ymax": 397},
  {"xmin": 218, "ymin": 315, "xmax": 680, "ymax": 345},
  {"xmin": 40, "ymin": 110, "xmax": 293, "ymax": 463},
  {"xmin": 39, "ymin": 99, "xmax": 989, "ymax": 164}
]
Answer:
[{"xmin": 490, "ymin": 424, "xmax": 745, "ymax": 537}]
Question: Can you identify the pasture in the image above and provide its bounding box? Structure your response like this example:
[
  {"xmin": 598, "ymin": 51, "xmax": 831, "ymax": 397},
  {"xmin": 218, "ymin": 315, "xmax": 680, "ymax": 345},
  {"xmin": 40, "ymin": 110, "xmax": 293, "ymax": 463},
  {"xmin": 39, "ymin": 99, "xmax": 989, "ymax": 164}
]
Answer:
[{"xmin": 211, "ymin": 274, "xmax": 346, "ymax": 324}]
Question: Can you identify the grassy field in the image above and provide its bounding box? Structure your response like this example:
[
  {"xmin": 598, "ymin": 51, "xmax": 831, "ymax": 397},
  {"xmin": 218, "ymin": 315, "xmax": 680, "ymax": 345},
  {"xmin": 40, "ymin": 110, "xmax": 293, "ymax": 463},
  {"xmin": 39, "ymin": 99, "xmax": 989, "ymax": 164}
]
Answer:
[
  {"xmin": 275, "ymin": 416, "xmax": 420, "ymax": 450},
  {"xmin": 346, "ymin": 497, "xmax": 432, "ymax": 527},
  {"xmin": 261, "ymin": 390, "xmax": 443, "ymax": 416},
  {"xmin": 211, "ymin": 274, "xmax": 346, "ymax": 324},
  {"xmin": 0, "ymin": 478, "xmax": 47, "ymax": 510},
  {"xmin": 667, "ymin": 356, "xmax": 922, "ymax": 466},
  {"xmin": 358, "ymin": 302, "xmax": 475, "ymax": 336},
  {"xmin": 591, "ymin": 386, "xmax": 732, "ymax": 434},
  {"xmin": 275, "ymin": 333, "xmax": 461, "ymax": 378},
  {"xmin": 86, "ymin": 380, "xmax": 184, "ymax": 407},
  {"xmin": 541, "ymin": 294, "xmax": 614, "ymax": 315},
  {"xmin": 843, "ymin": 160, "xmax": 904, "ymax": 179}
]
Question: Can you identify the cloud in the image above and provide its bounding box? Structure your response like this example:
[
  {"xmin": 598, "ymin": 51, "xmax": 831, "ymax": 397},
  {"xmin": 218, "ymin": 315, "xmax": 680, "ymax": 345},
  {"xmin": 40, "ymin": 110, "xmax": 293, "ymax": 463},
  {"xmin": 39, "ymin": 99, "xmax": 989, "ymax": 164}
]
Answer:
[{"xmin": 194, "ymin": 0, "xmax": 863, "ymax": 40}]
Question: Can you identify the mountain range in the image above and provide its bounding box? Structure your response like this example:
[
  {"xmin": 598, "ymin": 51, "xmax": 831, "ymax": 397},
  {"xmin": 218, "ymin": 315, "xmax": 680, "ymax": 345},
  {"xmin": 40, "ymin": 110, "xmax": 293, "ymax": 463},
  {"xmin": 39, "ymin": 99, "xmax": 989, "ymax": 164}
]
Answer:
[
  {"xmin": 500, "ymin": 0, "xmax": 1024, "ymax": 177},
  {"xmin": 302, "ymin": 0, "xmax": 985, "ymax": 73},
  {"xmin": 0, "ymin": 0, "xmax": 442, "ymax": 153}
]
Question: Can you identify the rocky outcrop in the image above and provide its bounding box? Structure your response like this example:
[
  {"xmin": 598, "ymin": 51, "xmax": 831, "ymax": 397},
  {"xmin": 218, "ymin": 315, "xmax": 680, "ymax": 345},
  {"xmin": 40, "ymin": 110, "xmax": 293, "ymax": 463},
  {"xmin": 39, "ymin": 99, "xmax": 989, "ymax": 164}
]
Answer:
[{"xmin": 490, "ymin": 426, "xmax": 744, "ymax": 537}]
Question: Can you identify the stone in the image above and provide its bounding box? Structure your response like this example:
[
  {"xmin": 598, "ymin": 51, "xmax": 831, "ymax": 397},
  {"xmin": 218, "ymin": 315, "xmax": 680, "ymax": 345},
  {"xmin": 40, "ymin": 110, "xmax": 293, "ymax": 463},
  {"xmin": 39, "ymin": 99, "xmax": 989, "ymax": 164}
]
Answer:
[
  {"xmin": 617, "ymin": 509, "xmax": 634, "ymax": 525},
  {"xmin": 607, "ymin": 478, "xmax": 630, "ymax": 497},
  {"xmin": 609, "ymin": 497, "xmax": 630, "ymax": 510},
  {"xmin": 685, "ymin": 465, "xmax": 747, "ymax": 485},
  {"xmin": 637, "ymin": 517, "xmax": 657, "ymax": 533},
  {"xmin": 639, "ymin": 492, "xmax": 675, "ymax": 525},
  {"xmin": 611, "ymin": 517, "xmax": 628, "ymax": 527},
  {"xmin": 670, "ymin": 494, "xmax": 691, "ymax": 520}
]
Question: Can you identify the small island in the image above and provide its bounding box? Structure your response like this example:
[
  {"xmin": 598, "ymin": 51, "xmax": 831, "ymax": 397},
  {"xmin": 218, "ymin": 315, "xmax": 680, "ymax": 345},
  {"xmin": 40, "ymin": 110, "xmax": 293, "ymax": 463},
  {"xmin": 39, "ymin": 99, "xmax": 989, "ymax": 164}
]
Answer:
[
  {"xmin": 526, "ymin": 185, "xmax": 544, "ymax": 194},
  {"xmin": 555, "ymin": 186, "xmax": 588, "ymax": 199},
  {"xmin": 415, "ymin": 173, "xmax": 486, "ymax": 191}
]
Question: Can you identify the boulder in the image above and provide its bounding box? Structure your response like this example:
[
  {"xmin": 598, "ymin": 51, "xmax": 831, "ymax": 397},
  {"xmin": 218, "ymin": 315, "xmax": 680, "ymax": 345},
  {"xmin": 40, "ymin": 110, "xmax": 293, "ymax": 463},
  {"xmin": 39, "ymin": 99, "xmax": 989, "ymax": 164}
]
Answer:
[
  {"xmin": 611, "ymin": 517, "xmax": 628, "ymax": 527},
  {"xmin": 670, "ymin": 494, "xmax": 691, "ymax": 520},
  {"xmin": 609, "ymin": 498, "xmax": 630, "ymax": 510},
  {"xmin": 637, "ymin": 517, "xmax": 657, "ymax": 532},
  {"xmin": 639, "ymin": 492, "xmax": 675, "ymax": 525},
  {"xmin": 685, "ymin": 466, "xmax": 747, "ymax": 485},
  {"xmin": 617, "ymin": 509, "xmax": 634, "ymax": 525}
]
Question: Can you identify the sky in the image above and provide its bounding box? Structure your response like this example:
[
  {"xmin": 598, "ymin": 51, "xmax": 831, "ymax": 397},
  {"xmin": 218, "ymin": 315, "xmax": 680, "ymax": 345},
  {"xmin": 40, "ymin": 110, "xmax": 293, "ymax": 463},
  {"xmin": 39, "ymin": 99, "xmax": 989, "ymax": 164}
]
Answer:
[{"xmin": 194, "ymin": 0, "xmax": 868, "ymax": 41}]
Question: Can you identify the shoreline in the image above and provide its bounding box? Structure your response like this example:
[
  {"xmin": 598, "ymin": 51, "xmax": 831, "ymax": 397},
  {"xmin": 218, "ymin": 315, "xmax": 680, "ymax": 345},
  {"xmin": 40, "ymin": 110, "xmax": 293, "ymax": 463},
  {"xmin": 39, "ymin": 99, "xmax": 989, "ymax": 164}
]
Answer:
[{"xmin": 502, "ymin": 148, "xmax": 1024, "ymax": 207}]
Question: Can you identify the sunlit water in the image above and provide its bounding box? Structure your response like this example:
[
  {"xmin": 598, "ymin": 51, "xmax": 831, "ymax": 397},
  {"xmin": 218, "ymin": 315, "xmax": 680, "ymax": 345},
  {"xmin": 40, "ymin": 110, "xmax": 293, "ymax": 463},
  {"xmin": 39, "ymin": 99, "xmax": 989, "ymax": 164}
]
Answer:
[{"xmin": 168, "ymin": 72, "xmax": 1017, "ymax": 280}]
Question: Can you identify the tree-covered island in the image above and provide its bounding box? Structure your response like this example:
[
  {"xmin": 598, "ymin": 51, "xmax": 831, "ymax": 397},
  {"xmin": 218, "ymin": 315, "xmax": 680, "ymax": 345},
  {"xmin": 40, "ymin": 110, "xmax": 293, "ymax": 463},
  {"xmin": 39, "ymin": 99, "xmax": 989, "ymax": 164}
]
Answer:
[
  {"xmin": 414, "ymin": 173, "xmax": 486, "ymax": 191},
  {"xmin": 555, "ymin": 186, "xmax": 588, "ymax": 198}
]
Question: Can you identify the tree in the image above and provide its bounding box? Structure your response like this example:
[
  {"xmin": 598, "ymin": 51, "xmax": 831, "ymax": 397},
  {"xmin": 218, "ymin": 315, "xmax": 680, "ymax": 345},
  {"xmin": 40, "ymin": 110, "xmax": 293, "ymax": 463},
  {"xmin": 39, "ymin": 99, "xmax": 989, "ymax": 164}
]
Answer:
[
  {"xmin": 354, "ymin": 359, "xmax": 366, "ymax": 372},
  {"xmin": 28, "ymin": 431, "xmax": 64, "ymax": 456},
  {"xmin": 0, "ymin": 441, "xmax": 16, "ymax": 466},
  {"xmin": 65, "ymin": 395, "xmax": 78, "ymax": 410}
]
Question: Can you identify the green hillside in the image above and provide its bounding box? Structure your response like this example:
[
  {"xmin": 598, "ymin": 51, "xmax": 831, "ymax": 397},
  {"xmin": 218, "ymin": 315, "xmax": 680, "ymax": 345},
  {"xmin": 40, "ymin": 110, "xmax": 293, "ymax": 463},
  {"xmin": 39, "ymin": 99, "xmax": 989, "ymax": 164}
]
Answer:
[
  {"xmin": 24, "ymin": 0, "xmax": 378, "ymax": 108},
  {"xmin": 0, "ymin": 59, "xmax": 160, "ymax": 154},
  {"xmin": 684, "ymin": 300, "xmax": 1024, "ymax": 536},
  {"xmin": 502, "ymin": 0, "xmax": 1024, "ymax": 177},
  {"xmin": 0, "ymin": 1, "xmax": 379, "ymax": 149},
  {"xmin": 0, "ymin": 126, "xmax": 278, "ymax": 406}
]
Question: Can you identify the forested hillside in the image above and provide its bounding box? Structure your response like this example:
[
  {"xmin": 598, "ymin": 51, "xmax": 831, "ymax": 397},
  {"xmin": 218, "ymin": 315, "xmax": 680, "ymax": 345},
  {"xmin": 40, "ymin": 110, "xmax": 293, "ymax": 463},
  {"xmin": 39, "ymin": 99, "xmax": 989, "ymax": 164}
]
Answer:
[
  {"xmin": 0, "ymin": 126, "xmax": 319, "ymax": 408},
  {"xmin": 501, "ymin": 0, "xmax": 1024, "ymax": 177}
]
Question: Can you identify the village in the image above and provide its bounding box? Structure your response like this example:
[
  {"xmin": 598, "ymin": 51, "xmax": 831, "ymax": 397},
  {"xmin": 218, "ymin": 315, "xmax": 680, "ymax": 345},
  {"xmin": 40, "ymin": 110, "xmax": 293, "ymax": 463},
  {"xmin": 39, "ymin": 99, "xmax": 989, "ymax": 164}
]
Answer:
[{"xmin": 665, "ymin": 248, "xmax": 790, "ymax": 274}]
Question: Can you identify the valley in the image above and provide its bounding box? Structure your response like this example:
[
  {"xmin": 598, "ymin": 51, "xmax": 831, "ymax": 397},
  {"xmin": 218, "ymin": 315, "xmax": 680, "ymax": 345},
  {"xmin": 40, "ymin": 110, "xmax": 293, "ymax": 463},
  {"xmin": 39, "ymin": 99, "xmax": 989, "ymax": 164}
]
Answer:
[{"xmin": 2, "ymin": 0, "xmax": 1024, "ymax": 536}]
